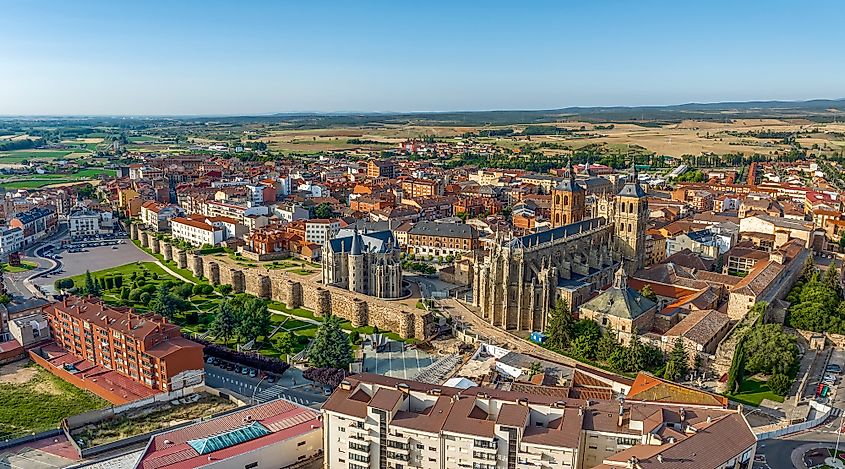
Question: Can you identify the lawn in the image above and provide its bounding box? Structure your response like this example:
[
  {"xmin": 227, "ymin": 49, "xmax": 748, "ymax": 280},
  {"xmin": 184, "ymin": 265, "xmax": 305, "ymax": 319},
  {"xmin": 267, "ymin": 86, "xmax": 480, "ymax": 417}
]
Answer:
[
  {"xmin": 131, "ymin": 240, "xmax": 207, "ymax": 284},
  {"xmin": 64, "ymin": 261, "xmax": 169, "ymax": 287},
  {"xmin": 0, "ymin": 168, "xmax": 114, "ymax": 189},
  {"xmin": 0, "ymin": 362, "xmax": 109, "ymax": 439},
  {"xmin": 1, "ymin": 260, "xmax": 37, "ymax": 272},
  {"xmin": 726, "ymin": 378, "xmax": 785, "ymax": 407}
]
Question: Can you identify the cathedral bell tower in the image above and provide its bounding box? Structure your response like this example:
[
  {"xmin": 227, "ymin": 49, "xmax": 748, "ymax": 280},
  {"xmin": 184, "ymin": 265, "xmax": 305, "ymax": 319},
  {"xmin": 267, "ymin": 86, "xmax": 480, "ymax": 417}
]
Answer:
[
  {"xmin": 550, "ymin": 158, "xmax": 585, "ymax": 228},
  {"xmin": 614, "ymin": 161, "xmax": 648, "ymax": 274}
]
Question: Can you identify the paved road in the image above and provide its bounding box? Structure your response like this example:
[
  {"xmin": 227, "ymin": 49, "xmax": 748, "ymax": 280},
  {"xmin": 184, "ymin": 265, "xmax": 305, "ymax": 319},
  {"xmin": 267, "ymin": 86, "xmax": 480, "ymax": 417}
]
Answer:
[
  {"xmin": 204, "ymin": 363, "xmax": 327, "ymax": 409},
  {"xmin": 3, "ymin": 227, "xmax": 66, "ymax": 298}
]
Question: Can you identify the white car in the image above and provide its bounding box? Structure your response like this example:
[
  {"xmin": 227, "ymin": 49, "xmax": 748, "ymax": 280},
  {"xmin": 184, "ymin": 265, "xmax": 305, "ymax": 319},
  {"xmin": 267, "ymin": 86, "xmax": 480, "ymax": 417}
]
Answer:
[{"xmin": 824, "ymin": 374, "xmax": 837, "ymax": 383}]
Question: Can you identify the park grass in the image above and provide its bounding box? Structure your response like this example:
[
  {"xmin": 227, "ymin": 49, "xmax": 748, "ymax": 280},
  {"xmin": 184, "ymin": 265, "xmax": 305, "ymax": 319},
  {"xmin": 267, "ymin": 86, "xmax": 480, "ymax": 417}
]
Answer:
[
  {"xmin": 131, "ymin": 240, "xmax": 207, "ymax": 285},
  {"xmin": 64, "ymin": 261, "xmax": 169, "ymax": 287},
  {"xmin": 726, "ymin": 378, "xmax": 785, "ymax": 407},
  {"xmin": 0, "ymin": 363, "xmax": 109, "ymax": 439},
  {"xmin": 1, "ymin": 260, "xmax": 37, "ymax": 273}
]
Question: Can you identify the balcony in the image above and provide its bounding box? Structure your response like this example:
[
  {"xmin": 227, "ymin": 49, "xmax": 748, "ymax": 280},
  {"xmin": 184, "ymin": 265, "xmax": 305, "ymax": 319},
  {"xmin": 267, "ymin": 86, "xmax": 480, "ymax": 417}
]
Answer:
[
  {"xmin": 386, "ymin": 451, "xmax": 409, "ymax": 463},
  {"xmin": 349, "ymin": 441, "xmax": 370, "ymax": 455}
]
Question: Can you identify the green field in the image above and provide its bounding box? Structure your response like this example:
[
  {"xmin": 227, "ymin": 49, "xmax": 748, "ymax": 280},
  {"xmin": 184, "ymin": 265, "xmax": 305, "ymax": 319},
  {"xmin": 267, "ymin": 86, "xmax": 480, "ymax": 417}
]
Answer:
[
  {"xmin": 0, "ymin": 168, "xmax": 114, "ymax": 189},
  {"xmin": 0, "ymin": 150, "xmax": 74, "ymax": 163},
  {"xmin": 64, "ymin": 261, "xmax": 169, "ymax": 287},
  {"xmin": 0, "ymin": 363, "xmax": 109, "ymax": 439}
]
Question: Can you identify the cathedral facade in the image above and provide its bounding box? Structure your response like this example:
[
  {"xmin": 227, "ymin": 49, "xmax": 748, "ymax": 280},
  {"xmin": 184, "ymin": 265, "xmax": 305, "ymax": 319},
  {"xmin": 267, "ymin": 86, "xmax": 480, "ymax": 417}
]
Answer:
[
  {"xmin": 322, "ymin": 228, "xmax": 404, "ymax": 298},
  {"xmin": 471, "ymin": 164, "xmax": 648, "ymax": 332}
]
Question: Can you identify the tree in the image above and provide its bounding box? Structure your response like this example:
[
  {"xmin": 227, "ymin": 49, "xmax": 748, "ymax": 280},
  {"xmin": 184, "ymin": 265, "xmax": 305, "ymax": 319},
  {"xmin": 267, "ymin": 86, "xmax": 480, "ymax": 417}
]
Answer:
[
  {"xmin": 664, "ymin": 338, "xmax": 689, "ymax": 382},
  {"xmin": 211, "ymin": 300, "xmax": 239, "ymax": 344},
  {"xmin": 114, "ymin": 274, "xmax": 123, "ymax": 289},
  {"xmin": 639, "ymin": 285, "xmax": 657, "ymax": 302},
  {"xmin": 726, "ymin": 340, "xmax": 746, "ymax": 394},
  {"xmin": 275, "ymin": 331, "xmax": 298, "ymax": 361},
  {"xmin": 595, "ymin": 332, "xmax": 618, "ymax": 362},
  {"xmin": 84, "ymin": 270, "xmax": 100, "ymax": 296},
  {"xmin": 309, "ymin": 313, "xmax": 352, "ymax": 369},
  {"xmin": 149, "ymin": 283, "xmax": 183, "ymax": 319},
  {"xmin": 744, "ymin": 324, "xmax": 798, "ymax": 376},
  {"xmin": 569, "ymin": 335, "xmax": 596, "ymax": 361},
  {"xmin": 0, "ymin": 294, "xmax": 10, "ymax": 305},
  {"xmin": 238, "ymin": 297, "xmax": 271, "ymax": 344},
  {"xmin": 314, "ymin": 203, "xmax": 335, "ymax": 219},
  {"xmin": 527, "ymin": 361, "xmax": 543, "ymax": 378},
  {"xmin": 768, "ymin": 373, "xmax": 792, "ymax": 396},
  {"xmin": 546, "ymin": 298, "xmax": 575, "ymax": 351}
]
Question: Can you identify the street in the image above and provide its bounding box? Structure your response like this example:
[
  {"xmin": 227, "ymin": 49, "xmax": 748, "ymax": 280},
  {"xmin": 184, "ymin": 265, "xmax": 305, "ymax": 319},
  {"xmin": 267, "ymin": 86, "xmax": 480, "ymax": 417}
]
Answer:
[{"xmin": 203, "ymin": 362, "xmax": 328, "ymax": 409}]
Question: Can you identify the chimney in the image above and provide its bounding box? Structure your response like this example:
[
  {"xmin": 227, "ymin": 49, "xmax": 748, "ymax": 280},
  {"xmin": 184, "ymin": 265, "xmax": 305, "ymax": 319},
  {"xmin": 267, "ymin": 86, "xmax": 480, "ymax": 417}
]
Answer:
[
  {"xmin": 657, "ymin": 454, "xmax": 664, "ymax": 463},
  {"xmin": 679, "ymin": 407, "xmax": 686, "ymax": 422}
]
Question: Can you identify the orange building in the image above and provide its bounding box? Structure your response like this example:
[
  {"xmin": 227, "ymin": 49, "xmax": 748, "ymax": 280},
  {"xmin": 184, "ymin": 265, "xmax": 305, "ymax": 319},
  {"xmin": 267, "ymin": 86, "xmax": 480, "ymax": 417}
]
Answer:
[{"xmin": 45, "ymin": 296, "xmax": 204, "ymax": 392}]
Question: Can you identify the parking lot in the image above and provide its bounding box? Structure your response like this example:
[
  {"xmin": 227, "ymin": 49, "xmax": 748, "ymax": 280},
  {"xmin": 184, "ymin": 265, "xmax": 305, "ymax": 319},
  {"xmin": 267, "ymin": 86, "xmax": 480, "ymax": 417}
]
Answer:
[
  {"xmin": 203, "ymin": 361, "xmax": 327, "ymax": 408},
  {"xmin": 33, "ymin": 239, "xmax": 154, "ymax": 287}
]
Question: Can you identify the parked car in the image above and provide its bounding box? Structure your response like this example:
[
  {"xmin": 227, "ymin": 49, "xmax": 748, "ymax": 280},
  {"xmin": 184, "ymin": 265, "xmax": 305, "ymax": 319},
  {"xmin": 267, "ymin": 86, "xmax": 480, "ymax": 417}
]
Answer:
[
  {"xmin": 824, "ymin": 374, "xmax": 837, "ymax": 384},
  {"xmin": 240, "ymin": 367, "xmax": 249, "ymax": 375},
  {"xmin": 249, "ymin": 369, "xmax": 257, "ymax": 378},
  {"xmin": 266, "ymin": 375, "xmax": 276, "ymax": 384},
  {"xmin": 827, "ymin": 364, "xmax": 842, "ymax": 374}
]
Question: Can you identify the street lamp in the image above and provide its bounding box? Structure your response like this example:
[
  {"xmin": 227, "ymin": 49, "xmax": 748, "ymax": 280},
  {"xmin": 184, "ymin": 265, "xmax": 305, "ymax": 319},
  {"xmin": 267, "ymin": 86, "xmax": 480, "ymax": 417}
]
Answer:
[{"xmin": 251, "ymin": 375, "xmax": 268, "ymax": 405}]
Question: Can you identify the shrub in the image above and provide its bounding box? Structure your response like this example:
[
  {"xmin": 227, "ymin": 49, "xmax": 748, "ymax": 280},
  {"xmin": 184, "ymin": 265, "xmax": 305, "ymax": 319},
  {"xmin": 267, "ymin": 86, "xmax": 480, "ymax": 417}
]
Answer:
[
  {"xmin": 184, "ymin": 311, "xmax": 199, "ymax": 325},
  {"xmin": 139, "ymin": 292, "xmax": 151, "ymax": 304},
  {"xmin": 128, "ymin": 289, "xmax": 142, "ymax": 302},
  {"xmin": 768, "ymin": 374, "xmax": 792, "ymax": 396},
  {"xmin": 201, "ymin": 284, "xmax": 214, "ymax": 295},
  {"xmin": 189, "ymin": 335, "xmax": 291, "ymax": 374},
  {"xmin": 192, "ymin": 284, "xmax": 204, "ymax": 295},
  {"xmin": 217, "ymin": 284, "xmax": 233, "ymax": 295},
  {"xmin": 303, "ymin": 367, "xmax": 348, "ymax": 388}
]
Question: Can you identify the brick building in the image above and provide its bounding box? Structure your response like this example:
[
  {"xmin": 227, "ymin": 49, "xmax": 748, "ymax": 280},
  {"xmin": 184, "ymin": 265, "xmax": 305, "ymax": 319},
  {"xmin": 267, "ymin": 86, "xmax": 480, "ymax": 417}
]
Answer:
[{"xmin": 45, "ymin": 296, "xmax": 204, "ymax": 392}]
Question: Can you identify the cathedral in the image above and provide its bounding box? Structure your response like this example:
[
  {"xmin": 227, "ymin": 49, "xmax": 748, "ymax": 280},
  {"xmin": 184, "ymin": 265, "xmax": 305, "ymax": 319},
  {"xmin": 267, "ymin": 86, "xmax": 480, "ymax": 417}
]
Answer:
[
  {"xmin": 321, "ymin": 228, "xmax": 404, "ymax": 298},
  {"xmin": 471, "ymin": 162, "xmax": 648, "ymax": 333}
]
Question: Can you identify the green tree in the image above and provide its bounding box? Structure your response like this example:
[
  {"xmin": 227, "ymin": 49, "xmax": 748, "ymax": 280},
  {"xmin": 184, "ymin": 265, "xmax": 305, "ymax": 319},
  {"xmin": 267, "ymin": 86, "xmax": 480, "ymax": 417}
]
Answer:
[
  {"xmin": 275, "ymin": 331, "xmax": 298, "ymax": 361},
  {"xmin": 211, "ymin": 300, "xmax": 239, "ymax": 344},
  {"xmin": 744, "ymin": 324, "xmax": 798, "ymax": 376},
  {"xmin": 639, "ymin": 285, "xmax": 657, "ymax": 302},
  {"xmin": 546, "ymin": 298, "xmax": 575, "ymax": 351},
  {"xmin": 84, "ymin": 270, "xmax": 100, "ymax": 296},
  {"xmin": 768, "ymin": 373, "xmax": 792, "ymax": 396},
  {"xmin": 726, "ymin": 340, "xmax": 746, "ymax": 394},
  {"xmin": 238, "ymin": 297, "xmax": 271, "ymax": 344},
  {"xmin": 149, "ymin": 283, "xmax": 183, "ymax": 319},
  {"xmin": 314, "ymin": 203, "xmax": 335, "ymax": 219},
  {"xmin": 309, "ymin": 313, "xmax": 352, "ymax": 369},
  {"xmin": 664, "ymin": 338, "xmax": 689, "ymax": 382},
  {"xmin": 569, "ymin": 335, "xmax": 596, "ymax": 361},
  {"xmin": 0, "ymin": 294, "xmax": 10, "ymax": 305},
  {"xmin": 595, "ymin": 332, "xmax": 618, "ymax": 362}
]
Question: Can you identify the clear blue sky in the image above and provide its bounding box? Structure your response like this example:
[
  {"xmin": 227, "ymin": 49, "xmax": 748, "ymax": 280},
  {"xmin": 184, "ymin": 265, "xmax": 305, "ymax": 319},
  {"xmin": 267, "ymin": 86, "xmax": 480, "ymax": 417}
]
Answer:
[{"xmin": 1, "ymin": 0, "xmax": 843, "ymax": 115}]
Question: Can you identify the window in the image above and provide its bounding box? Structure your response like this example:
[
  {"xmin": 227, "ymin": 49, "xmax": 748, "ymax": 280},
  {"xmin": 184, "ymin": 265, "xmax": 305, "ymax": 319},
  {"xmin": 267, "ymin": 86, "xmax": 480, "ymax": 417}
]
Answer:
[
  {"xmin": 417, "ymin": 444, "xmax": 424, "ymax": 449},
  {"xmin": 245, "ymin": 463, "xmax": 258, "ymax": 469},
  {"xmin": 298, "ymin": 441, "xmax": 306, "ymax": 446}
]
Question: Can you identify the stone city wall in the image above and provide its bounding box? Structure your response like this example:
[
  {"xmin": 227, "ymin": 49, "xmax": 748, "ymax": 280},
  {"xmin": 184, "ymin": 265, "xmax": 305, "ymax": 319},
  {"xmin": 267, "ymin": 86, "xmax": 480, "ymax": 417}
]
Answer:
[{"xmin": 137, "ymin": 230, "xmax": 435, "ymax": 340}]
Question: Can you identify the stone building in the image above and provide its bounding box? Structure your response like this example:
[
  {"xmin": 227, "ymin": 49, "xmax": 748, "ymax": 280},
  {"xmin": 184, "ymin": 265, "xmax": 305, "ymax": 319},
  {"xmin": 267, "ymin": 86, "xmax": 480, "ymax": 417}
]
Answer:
[
  {"xmin": 322, "ymin": 228, "xmax": 403, "ymax": 299},
  {"xmin": 471, "ymin": 164, "xmax": 649, "ymax": 333},
  {"xmin": 578, "ymin": 266, "xmax": 657, "ymax": 344}
]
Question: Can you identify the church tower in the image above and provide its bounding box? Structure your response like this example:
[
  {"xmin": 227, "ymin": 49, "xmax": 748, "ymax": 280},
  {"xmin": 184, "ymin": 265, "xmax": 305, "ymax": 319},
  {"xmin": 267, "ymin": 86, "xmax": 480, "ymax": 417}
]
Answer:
[
  {"xmin": 614, "ymin": 162, "xmax": 648, "ymax": 274},
  {"xmin": 550, "ymin": 158, "xmax": 585, "ymax": 228}
]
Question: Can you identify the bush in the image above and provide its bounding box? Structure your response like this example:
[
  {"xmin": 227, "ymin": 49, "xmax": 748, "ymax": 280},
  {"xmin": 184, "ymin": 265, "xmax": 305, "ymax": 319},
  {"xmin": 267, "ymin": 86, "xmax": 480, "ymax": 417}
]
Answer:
[
  {"xmin": 217, "ymin": 284, "xmax": 233, "ymax": 295},
  {"xmin": 768, "ymin": 374, "xmax": 792, "ymax": 396},
  {"xmin": 128, "ymin": 289, "xmax": 142, "ymax": 302},
  {"xmin": 178, "ymin": 283, "xmax": 195, "ymax": 298},
  {"xmin": 201, "ymin": 284, "xmax": 214, "ymax": 295},
  {"xmin": 190, "ymin": 336, "xmax": 290, "ymax": 374},
  {"xmin": 184, "ymin": 311, "xmax": 199, "ymax": 325},
  {"xmin": 139, "ymin": 292, "xmax": 152, "ymax": 304},
  {"xmin": 349, "ymin": 330, "xmax": 360, "ymax": 344},
  {"xmin": 303, "ymin": 367, "xmax": 348, "ymax": 388},
  {"xmin": 192, "ymin": 284, "xmax": 204, "ymax": 295}
]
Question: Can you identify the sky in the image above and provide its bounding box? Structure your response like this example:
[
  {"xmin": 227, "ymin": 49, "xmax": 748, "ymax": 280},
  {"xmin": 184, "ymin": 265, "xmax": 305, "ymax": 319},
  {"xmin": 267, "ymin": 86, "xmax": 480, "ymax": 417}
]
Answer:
[{"xmin": 1, "ymin": 0, "xmax": 843, "ymax": 116}]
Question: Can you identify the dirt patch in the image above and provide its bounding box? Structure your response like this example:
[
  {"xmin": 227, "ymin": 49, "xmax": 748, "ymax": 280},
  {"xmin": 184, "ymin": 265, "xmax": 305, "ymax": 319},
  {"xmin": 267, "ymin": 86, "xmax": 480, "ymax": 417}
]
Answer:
[
  {"xmin": 33, "ymin": 380, "xmax": 63, "ymax": 395},
  {"xmin": 0, "ymin": 361, "xmax": 37, "ymax": 384}
]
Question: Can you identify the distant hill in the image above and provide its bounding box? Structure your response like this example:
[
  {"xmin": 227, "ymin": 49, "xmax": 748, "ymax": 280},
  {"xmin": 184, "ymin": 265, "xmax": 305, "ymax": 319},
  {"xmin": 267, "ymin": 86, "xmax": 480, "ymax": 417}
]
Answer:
[{"xmin": 256, "ymin": 98, "xmax": 845, "ymax": 127}]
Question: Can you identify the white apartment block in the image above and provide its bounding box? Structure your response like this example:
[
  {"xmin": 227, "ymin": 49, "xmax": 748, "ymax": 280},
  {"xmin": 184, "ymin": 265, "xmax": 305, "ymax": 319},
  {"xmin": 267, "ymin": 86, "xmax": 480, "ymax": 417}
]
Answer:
[
  {"xmin": 322, "ymin": 374, "xmax": 756, "ymax": 469},
  {"xmin": 68, "ymin": 208, "xmax": 114, "ymax": 239},
  {"xmin": 170, "ymin": 217, "xmax": 224, "ymax": 247},
  {"xmin": 306, "ymin": 219, "xmax": 341, "ymax": 245},
  {"xmin": 0, "ymin": 227, "xmax": 24, "ymax": 258}
]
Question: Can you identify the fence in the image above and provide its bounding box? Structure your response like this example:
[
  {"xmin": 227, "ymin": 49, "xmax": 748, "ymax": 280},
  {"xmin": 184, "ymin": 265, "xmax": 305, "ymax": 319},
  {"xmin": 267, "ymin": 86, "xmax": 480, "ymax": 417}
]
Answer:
[
  {"xmin": 0, "ymin": 429, "xmax": 63, "ymax": 452},
  {"xmin": 755, "ymin": 400, "xmax": 833, "ymax": 440}
]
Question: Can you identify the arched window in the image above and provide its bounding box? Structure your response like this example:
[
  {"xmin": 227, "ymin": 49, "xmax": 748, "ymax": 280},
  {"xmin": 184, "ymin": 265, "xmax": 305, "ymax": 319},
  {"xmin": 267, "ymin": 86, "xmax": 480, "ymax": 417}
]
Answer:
[
  {"xmin": 554, "ymin": 195, "xmax": 561, "ymax": 205},
  {"xmin": 629, "ymin": 202, "xmax": 634, "ymax": 213},
  {"xmin": 628, "ymin": 223, "xmax": 632, "ymax": 232},
  {"xmin": 564, "ymin": 195, "xmax": 569, "ymax": 206}
]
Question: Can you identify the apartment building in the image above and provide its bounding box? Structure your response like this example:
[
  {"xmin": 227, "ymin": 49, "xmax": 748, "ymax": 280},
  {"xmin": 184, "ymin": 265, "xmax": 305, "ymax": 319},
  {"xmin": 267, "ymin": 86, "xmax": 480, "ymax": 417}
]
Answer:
[
  {"xmin": 401, "ymin": 178, "xmax": 443, "ymax": 199},
  {"xmin": 139, "ymin": 201, "xmax": 182, "ymax": 231},
  {"xmin": 68, "ymin": 207, "xmax": 114, "ymax": 239},
  {"xmin": 45, "ymin": 296, "xmax": 204, "ymax": 392},
  {"xmin": 368, "ymin": 159, "xmax": 398, "ymax": 179},
  {"xmin": 171, "ymin": 216, "xmax": 224, "ymax": 247},
  {"xmin": 322, "ymin": 374, "xmax": 756, "ymax": 469},
  {"xmin": 9, "ymin": 206, "xmax": 57, "ymax": 245},
  {"xmin": 407, "ymin": 221, "xmax": 479, "ymax": 257},
  {"xmin": 0, "ymin": 227, "xmax": 23, "ymax": 259},
  {"xmin": 306, "ymin": 218, "xmax": 341, "ymax": 245}
]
